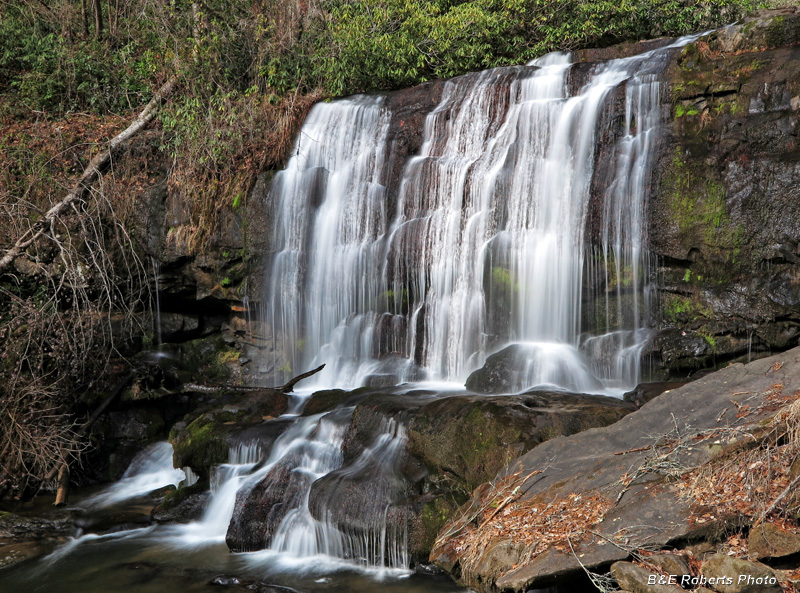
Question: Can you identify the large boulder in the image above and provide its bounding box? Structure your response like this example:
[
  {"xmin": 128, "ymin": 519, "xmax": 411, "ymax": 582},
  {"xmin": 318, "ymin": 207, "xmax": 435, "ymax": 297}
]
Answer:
[
  {"xmin": 312, "ymin": 390, "xmax": 633, "ymax": 562},
  {"xmin": 432, "ymin": 346, "xmax": 800, "ymax": 592},
  {"xmin": 224, "ymin": 388, "xmax": 633, "ymax": 561}
]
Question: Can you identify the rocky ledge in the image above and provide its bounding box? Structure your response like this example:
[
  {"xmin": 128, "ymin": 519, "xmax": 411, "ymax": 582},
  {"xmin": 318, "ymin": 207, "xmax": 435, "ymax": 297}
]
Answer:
[{"xmin": 431, "ymin": 346, "xmax": 800, "ymax": 592}]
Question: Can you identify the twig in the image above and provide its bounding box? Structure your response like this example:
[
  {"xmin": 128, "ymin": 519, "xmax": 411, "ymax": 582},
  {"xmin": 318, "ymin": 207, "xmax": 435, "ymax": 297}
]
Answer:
[{"xmin": 754, "ymin": 472, "xmax": 800, "ymax": 527}]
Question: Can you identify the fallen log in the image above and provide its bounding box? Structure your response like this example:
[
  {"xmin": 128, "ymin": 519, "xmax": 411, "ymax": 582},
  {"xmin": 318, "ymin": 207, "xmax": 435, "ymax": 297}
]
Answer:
[{"xmin": 0, "ymin": 75, "xmax": 178, "ymax": 274}]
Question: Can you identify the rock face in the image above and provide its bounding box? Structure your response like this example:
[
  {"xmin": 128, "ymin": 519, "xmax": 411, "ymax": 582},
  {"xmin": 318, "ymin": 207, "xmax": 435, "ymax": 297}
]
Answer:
[
  {"xmin": 431, "ymin": 346, "xmax": 800, "ymax": 591},
  {"xmin": 646, "ymin": 8, "xmax": 800, "ymax": 376}
]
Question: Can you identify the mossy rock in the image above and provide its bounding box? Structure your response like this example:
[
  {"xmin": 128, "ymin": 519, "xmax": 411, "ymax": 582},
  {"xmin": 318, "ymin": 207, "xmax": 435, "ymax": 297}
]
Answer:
[
  {"xmin": 169, "ymin": 388, "xmax": 289, "ymax": 478},
  {"xmin": 160, "ymin": 334, "xmax": 241, "ymax": 384},
  {"xmin": 341, "ymin": 391, "xmax": 632, "ymax": 561},
  {"xmin": 170, "ymin": 414, "xmax": 232, "ymax": 479},
  {"xmin": 415, "ymin": 496, "xmax": 463, "ymax": 556},
  {"xmin": 301, "ymin": 389, "xmax": 354, "ymax": 416}
]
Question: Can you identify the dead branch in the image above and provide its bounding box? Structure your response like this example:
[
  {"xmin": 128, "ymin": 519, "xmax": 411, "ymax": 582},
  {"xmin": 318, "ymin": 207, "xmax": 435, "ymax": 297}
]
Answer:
[
  {"xmin": 47, "ymin": 372, "xmax": 133, "ymax": 505},
  {"xmin": 0, "ymin": 75, "xmax": 178, "ymax": 275},
  {"xmin": 279, "ymin": 364, "xmax": 325, "ymax": 393},
  {"xmin": 754, "ymin": 472, "xmax": 800, "ymax": 526}
]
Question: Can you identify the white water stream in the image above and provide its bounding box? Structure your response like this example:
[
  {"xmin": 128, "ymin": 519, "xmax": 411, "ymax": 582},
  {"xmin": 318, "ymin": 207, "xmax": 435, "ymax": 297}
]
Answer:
[{"xmin": 82, "ymin": 442, "xmax": 189, "ymax": 508}]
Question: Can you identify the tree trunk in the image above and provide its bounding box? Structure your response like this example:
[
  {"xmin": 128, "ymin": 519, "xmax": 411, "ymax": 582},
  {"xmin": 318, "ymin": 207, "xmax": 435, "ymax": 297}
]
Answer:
[
  {"xmin": 54, "ymin": 464, "xmax": 70, "ymax": 506},
  {"xmin": 82, "ymin": 0, "xmax": 90, "ymax": 38},
  {"xmin": 279, "ymin": 364, "xmax": 325, "ymax": 393},
  {"xmin": 92, "ymin": 0, "xmax": 103, "ymax": 38}
]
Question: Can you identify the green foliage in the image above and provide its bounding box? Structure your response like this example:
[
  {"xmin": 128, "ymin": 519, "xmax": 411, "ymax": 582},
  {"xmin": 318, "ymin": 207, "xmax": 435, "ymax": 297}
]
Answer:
[
  {"xmin": 0, "ymin": 2, "xmax": 170, "ymax": 113},
  {"xmin": 0, "ymin": 0, "xmax": 761, "ymax": 118},
  {"xmin": 664, "ymin": 294, "xmax": 711, "ymax": 323},
  {"xmin": 306, "ymin": 0, "xmax": 759, "ymax": 96}
]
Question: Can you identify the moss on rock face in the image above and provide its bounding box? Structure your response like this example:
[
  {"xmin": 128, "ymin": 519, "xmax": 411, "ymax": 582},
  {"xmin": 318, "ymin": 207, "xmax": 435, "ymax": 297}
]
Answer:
[
  {"xmin": 169, "ymin": 387, "xmax": 289, "ymax": 479},
  {"xmin": 344, "ymin": 391, "xmax": 634, "ymax": 561},
  {"xmin": 170, "ymin": 414, "xmax": 230, "ymax": 479},
  {"xmin": 660, "ymin": 148, "xmax": 746, "ymax": 278},
  {"xmin": 647, "ymin": 9, "xmax": 800, "ymax": 377}
]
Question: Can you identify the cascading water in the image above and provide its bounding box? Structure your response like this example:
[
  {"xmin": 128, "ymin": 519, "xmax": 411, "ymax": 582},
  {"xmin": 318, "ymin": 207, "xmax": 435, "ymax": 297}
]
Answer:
[
  {"xmin": 83, "ymin": 442, "xmax": 187, "ymax": 508},
  {"xmin": 177, "ymin": 441, "xmax": 267, "ymax": 543},
  {"xmin": 265, "ymin": 41, "xmax": 692, "ymax": 395},
  {"xmin": 268, "ymin": 417, "xmax": 408, "ymax": 568},
  {"xmin": 174, "ymin": 411, "xmax": 409, "ymax": 569},
  {"xmin": 265, "ymin": 97, "xmax": 393, "ymax": 388}
]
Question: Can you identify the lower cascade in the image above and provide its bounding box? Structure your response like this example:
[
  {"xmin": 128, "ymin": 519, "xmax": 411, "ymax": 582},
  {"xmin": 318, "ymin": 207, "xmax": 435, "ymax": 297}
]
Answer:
[
  {"xmin": 82, "ymin": 442, "xmax": 190, "ymax": 508},
  {"xmin": 263, "ymin": 38, "xmax": 696, "ymax": 395}
]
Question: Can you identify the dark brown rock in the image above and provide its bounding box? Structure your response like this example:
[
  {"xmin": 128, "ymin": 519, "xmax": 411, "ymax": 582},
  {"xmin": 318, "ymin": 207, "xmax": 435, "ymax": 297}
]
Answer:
[{"xmin": 646, "ymin": 7, "xmax": 800, "ymax": 378}]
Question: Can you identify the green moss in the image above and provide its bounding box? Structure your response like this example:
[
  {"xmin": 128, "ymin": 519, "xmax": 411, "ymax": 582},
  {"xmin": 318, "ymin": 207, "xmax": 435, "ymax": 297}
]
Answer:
[
  {"xmin": 379, "ymin": 289, "xmax": 409, "ymax": 313},
  {"xmin": 664, "ymin": 149, "xmax": 746, "ymax": 272},
  {"xmin": 171, "ymin": 414, "xmax": 230, "ymax": 478},
  {"xmin": 491, "ymin": 267, "xmax": 514, "ymax": 290},
  {"xmin": 699, "ymin": 330, "xmax": 717, "ymax": 351},
  {"xmin": 418, "ymin": 497, "xmax": 460, "ymax": 555},
  {"xmin": 159, "ymin": 480, "xmax": 208, "ymax": 511},
  {"xmin": 766, "ymin": 14, "xmax": 787, "ymax": 47},
  {"xmin": 664, "ymin": 294, "xmax": 711, "ymax": 324}
]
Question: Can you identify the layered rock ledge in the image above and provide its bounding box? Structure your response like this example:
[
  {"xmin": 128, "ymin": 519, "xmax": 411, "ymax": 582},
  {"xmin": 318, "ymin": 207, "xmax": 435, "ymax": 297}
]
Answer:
[{"xmin": 432, "ymin": 346, "xmax": 800, "ymax": 592}]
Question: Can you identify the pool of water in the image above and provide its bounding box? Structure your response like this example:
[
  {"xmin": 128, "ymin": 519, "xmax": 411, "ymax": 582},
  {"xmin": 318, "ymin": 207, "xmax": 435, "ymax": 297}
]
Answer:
[{"xmin": 0, "ymin": 521, "xmax": 469, "ymax": 593}]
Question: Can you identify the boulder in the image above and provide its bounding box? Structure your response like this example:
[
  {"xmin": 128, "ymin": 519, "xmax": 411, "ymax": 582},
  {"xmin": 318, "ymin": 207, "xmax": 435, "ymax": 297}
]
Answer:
[
  {"xmin": 465, "ymin": 344, "xmax": 604, "ymax": 394},
  {"xmin": 300, "ymin": 388, "xmax": 354, "ymax": 416},
  {"xmin": 610, "ymin": 561, "xmax": 685, "ymax": 593},
  {"xmin": 151, "ymin": 482, "xmax": 210, "ymax": 523},
  {"xmin": 645, "ymin": 553, "xmax": 692, "ymax": 580},
  {"xmin": 225, "ymin": 388, "xmax": 633, "ymax": 561},
  {"xmin": 747, "ymin": 522, "xmax": 800, "ymax": 560},
  {"xmin": 700, "ymin": 554, "xmax": 781, "ymax": 593}
]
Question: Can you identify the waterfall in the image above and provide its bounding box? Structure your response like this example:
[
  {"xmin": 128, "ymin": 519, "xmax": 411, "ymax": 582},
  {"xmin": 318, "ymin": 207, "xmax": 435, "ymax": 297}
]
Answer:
[{"xmin": 264, "ymin": 42, "xmax": 693, "ymax": 395}]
